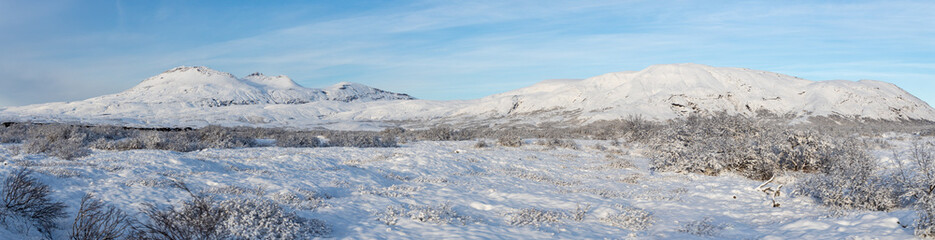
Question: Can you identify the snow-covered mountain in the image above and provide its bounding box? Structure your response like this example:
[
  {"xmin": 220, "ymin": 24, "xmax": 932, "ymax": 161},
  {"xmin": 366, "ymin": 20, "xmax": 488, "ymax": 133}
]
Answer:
[
  {"xmin": 107, "ymin": 66, "xmax": 414, "ymax": 107},
  {"xmin": 453, "ymin": 63, "xmax": 935, "ymax": 122},
  {"xmin": 1, "ymin": 64, "xmax": 932, "ymax": 129}
]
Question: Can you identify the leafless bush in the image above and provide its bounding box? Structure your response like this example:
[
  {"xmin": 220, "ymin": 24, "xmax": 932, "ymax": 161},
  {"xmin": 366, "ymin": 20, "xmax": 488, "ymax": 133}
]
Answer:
[
  {"xmin": 0, "ymin": 168, "xmax": 67, "ymax": 238},
  {"xmin": 600, "ymin": 205, "xmax": 654, "ymax": 231},
  {"xmin": 473, "ymin": 140, "xmax": 489, "ymax": 148},
  {"xmin": 218, "ymin": 198, "xmax": 330, "ymax": 239},
  {"xmin": 497, "ymin": 136, "xmax": 523, "ymax": 147},
  {"xmin": 377, "ymin": 202, "xmax": 471, "ymax": 226},
  {"xmin": 536, "ymin": 138, "xmax": 579, "ymax": 150},
  {"xmin": 507, "ymin": 208, "xmax": 565, "ymax": 227},
  {"xmin": 21, "ymin": 124, "xmax": 91, "ymax": 160},
  {"xmin": 274, "ymin": 133, "xmax": 322, "ymax": 148},
  {"xmin": 572, "ymin": 204, "xmax": 590, "ymax": 222},
  {"xmin": 413, "ymin": 127, "xmax": 475, "ymax": 141},
  {"xmin": 0, "ymin": 123, "xmax": 28, "ymax": 143},
  {"xmin": 797, "ymin": 140, "xmax": 899, "ymax": 211},
  {"xmin": 196, "ymin": 125, "xmax": 256, "ymax": 149},
  {"xmin": 917, "ymin": 194, "xmax": 935, "ymax": 238},
  {"xmin": 71, "ymin": 193, "xmax": 132, "ymax": 240},
  {"xmin": 134, "ymin": 195, "xmax": 330, "ymax": 240},
  {"xmin": 678, "ymin": 217, "xmax": 727, "ymax": 237},
  {"xmin": 324, "ymin": 132, "xmax": 398, "ymax": 148},
  {"xmin": 133, "ymin": 195, "xmax": 228, "ymax": 240},
  {"xmin": 893, "ymin": 141, "xmax": 935, "ymax": 238},
  {"xmin": 649, "ymin": 113, "xmax": 786, "ymax": 180}
]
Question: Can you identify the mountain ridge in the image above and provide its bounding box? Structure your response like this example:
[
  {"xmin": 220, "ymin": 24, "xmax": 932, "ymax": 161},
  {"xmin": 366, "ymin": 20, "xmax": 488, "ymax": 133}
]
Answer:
[
  {"xmin": 1, "ymin": 64, "xmax": 932, "ymax": 130},
  {"xmin": 103, "ymin": 66, "xmax": 414, "ymax": 107}
]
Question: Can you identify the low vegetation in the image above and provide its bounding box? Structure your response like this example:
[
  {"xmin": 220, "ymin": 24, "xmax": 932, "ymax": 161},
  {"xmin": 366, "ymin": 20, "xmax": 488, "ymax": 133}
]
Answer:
[{"xmin": 1, "ymin": 113, "xmax": 934, "ymax": 237}]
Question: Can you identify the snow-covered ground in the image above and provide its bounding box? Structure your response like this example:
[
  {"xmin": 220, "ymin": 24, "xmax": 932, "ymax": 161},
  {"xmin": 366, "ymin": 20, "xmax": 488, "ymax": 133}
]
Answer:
[{"xmin": 0, "ymin": 137, "xmax": 924, "ymax": 239}]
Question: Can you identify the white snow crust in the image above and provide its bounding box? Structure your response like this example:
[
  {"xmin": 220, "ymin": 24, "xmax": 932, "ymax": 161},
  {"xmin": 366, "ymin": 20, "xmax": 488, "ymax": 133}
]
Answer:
[{"xmin": 0, "ymin": 138, "xmax": 924, "ymax": 239}]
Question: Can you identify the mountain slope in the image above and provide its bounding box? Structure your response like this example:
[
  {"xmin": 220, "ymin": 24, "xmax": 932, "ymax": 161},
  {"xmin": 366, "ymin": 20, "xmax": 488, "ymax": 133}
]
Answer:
[
  {"xmin": 1, "ymin": 64, "xmax": 932, "ymax": 129},
  {"xmin": 451, "ymin": 63, "xmax": 935, "ymax": 122}
]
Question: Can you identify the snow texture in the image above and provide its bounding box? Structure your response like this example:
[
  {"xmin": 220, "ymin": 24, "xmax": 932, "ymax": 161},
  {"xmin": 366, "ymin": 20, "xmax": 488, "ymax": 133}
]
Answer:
[{"xmin": 0, "ymin": 138, "xmax": 924, "ymax": 239}]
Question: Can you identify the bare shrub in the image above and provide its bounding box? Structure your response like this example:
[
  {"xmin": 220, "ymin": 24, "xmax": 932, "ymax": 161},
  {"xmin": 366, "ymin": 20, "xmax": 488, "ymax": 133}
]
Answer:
[
  {"xmin": 0, "ymin": 168, "xmax": 67, "ymax": 238},
  {"xmin": 649, "ymin": 113, "xmax": 785, "ymax": 180},
  {"xmin": 894, "ymin": 141, "xmax": 935, "ymax": 238},
  {"xmin": 535, "ymin": 138, "xmax": 579, "ymax": 150},
  {"xmin": 197, "ymin": 125, "xmax": 256, "ymax": 149},
  {"xmin": 133, "ymin": 195, "xmax": 228, "ymax": 240},
  {"xmin": 572, "ymin": 204, "xmax": 590, "ymax": 222},
  {"xmin": 678, "ymin": 217, "xmax": 727, "ymax": 237},
  {"xmin": 274, "ymin": 133, "xmax": 321, "ymax": 148},
  {"xmin": 377, "ymin": 202, "xmax": 471, "ymax": 226},
  {"xmin": 797, "ymin": 140, "xmax": 899, "ymax": 211},
  {"xmin": 219, "ymin": 198, "xmax": 330, "ymax": 239},
  {"xmin": 324, "ymin": 132, "xmax": 397, "ymax": 148},
  {"xmin": 508, "ymin": 208, "xmax": 565, "ymax": 227},
  {"xmin": 71, "ymin": 193, "xmax": 132, "ymax": 240},
  {"xmin": 497, "ymin": 136, "xmax": 523, "ymax": 147},
  {"xmin": 376, "ymin": 205, "xmax": 404, "ymax": 226},
  {"xmin": 0, "ymin": 123, "xmax": 29, "ymax": 143},
  {"xmin": 917, "ymin": 194, "xmax": 935, "ymax": 238},
  {"xmin": 134, "ymin": 194, "xmax": 330, "ymax": 240},
  {"xmin": 600, "ymin": 205, "xmax": 654, "ymax": 231},
  {"xmin": 22, "ymin": 124, "xmax": 90, "ymax": 160},
  {"xmin": 414, "ymin": 127, "xmax": 474, "ymax": 141},
  {"xmin": 473, "ymin": 140, "xmax": 489, "ymax": 148}
]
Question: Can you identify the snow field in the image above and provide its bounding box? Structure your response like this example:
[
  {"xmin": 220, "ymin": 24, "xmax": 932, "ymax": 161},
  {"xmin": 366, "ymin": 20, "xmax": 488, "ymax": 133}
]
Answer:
[{"xmin": 0, "ymin": 138, "xmax": 924, "ymax": 239}]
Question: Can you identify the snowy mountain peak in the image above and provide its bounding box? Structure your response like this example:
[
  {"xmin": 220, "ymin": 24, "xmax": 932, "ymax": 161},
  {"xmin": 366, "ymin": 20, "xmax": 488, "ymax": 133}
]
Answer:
[
  {"xmin": 324, "ymin": 82, "xmax": 416, "ymax": 102},
  {"xmin": 469, "ymin": 63, "xmax": 935, "ymax": 122},
  {"xmin": 50, "ymin": 66, "xmax": 416, "ymax": 108},
  {"xmin": 131, "ymin": 66, "xmax": 250, "ymax": 94},
  {"xmin": 2, "ymin": 64, "xmax": 931, "ymax": 129},
  {"xmin": 242, "ymin": 72, "xmax": 301, "ymax": 90}
]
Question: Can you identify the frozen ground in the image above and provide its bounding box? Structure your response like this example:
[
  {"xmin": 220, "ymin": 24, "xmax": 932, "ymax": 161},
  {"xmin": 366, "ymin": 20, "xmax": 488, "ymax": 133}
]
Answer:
[{"xmin": 0, "ymin": 138, "xmax": 925, "ymax": 239}]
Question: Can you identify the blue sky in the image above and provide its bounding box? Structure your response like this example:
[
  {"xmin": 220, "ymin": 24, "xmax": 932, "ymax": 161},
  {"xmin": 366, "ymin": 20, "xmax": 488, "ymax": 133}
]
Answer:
[{"xmin": 0, "ymin": 0, "xmax": 933, "ymax": 107}]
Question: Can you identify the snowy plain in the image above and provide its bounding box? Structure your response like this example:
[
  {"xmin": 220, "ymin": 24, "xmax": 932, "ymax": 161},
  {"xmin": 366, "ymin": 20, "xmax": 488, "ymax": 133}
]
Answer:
[{"xmin": 0, "ymin": 136, "xmax": 926, "ymax": 239}]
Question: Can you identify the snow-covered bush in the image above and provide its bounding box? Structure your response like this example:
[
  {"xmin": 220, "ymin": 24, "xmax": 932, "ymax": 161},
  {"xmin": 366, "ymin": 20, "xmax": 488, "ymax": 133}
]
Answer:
[
  {"xmin": 497, "ymin": 136, "xmax": 523, "ymax": 147},
  {"xmin": 647, "ymin": 113, "xmax": 869, "ymax": 181},
  {"xmin": 507, "ymin": 208, "xmax": 565, "ymax": 227},
  {"xmin": 218, "ymin": 198, "xmax": 330, "ymax": 239},
  {"xmin": 71, "ymin": 193, "xmax": 132, "ymax": 240},
  {"xmin": 0, "ymin": 168, "xmax": 67, "ymax": 238},
  {"xmin": 377, "ymin": 202, "xmax": 471, "ymax": 226},
  {"xmin": 797, "ymin": 140, "xmax": 899, "ymax": 211},
  {"xmin": 536, "ymin": 138, "xmax": 579, "ymax": 150},
  {"xmin": 135, "ymin": 195, "xmax": 330, "ymax": 240},
  {"xmin": 473, "ymin": 140, "xmax": 489, "ymax": 148},
  {"xmin": 894, "ymin": 141, "xmax": 935, "ymax": 238},
  {"xmin": 678, "ymin": 217, "xmax": 727, "ymax": 237},
  {"xmin": 196, "ymin": 125, "xmax": 256, "ymax": 149},
  {"xmin": 599, "ymin": 205, "xmax": 654, "ymax": 231},
  {"xmin": 324, "ymin": 131, "xmax": 397, "ymax": 148},
  {"xmin": 572, "ymin": 204, "xmax": 590, "ymax": 222},
  {"xmin": 274, "ymin": 133, "xmax": 322, "ymax": 148},
  {"xmin": 649, "ymin": 113, "xmax": 786, "ymax": 180},
  {"xmin": 22, "ymin": 124, "xmax": 91, "ymax": 160},
  {"xmin": 415, "ymin": 127, "xmax": 475, "ymax": 141},
  {"xmin": 917, "ymin": 194, "xmax": 935, "ymax": 238},
  {"xmin": 0, "ymin": 122, "xmax": 28, "ymax": 143},
  {"xmin": 134, "ymin": 194, "xmax": 229, "ymax": 240}
]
